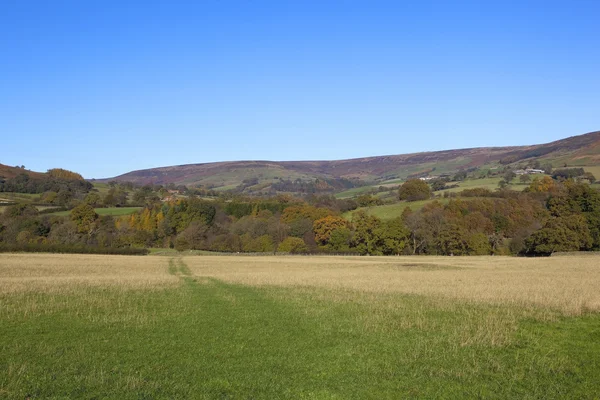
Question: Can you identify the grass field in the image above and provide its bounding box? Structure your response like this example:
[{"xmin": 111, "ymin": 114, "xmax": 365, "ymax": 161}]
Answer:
[
  {"xmin": 336, "ymin": 177, "xmax": 519, "ymax": 200},
  {"xmin": 2, "ymin": 253, "xmax": 600, "ymax": 398},
  {"xmin": 345, "ymin": 198, "xmax": 450, "ymax": 220},
  {"xmin": 583, "ymin": 166, "xmax": 600, "ymax": 178},
  {"xmin": 91, "ymin": 182, "xmax": 112, "ymax": 196},
  {"xmin": 0, "ymin": 192, "xmax": 39, "ymax": 203},
  {"xmin": 0, "ymin": 205, "xmax": 62, "ymax": 214},
  {"xmin": 335, "ymin": 186, "xmax": 378, "ymax": 199},
  {"xmin": 50, "ymin": 207, "xmax": 142, "ymax": 217}
]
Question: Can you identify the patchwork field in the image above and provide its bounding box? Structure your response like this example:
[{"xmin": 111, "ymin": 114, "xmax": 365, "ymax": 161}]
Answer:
[{"xmin": 1, "ymin": 253, "xmax": 600, "ymax": 398}]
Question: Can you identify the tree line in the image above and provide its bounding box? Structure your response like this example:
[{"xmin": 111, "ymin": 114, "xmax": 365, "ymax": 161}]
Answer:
[{"xmin": 1, "ymin": 176, "xmax": 599, "ymax": 256}]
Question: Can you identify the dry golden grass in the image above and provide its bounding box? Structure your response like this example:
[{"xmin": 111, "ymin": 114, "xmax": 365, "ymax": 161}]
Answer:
[
  {"xmin": 2, "ymin": 253, "xmax": 600, "ymax": 314},
  {"xmin": 184, "ymin": 255, "xmax": 600, "ymax": 315},
  {"xmin": 0, "ymin": 253, "xmax": 178, "ymax": 293}
]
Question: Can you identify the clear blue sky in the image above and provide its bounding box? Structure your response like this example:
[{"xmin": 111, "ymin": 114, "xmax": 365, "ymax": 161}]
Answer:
[{"xmin": 1, "ymin": 1, "xmax": 599, "ymax": 178}]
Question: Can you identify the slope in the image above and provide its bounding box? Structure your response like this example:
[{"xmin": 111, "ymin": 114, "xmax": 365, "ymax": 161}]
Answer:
[{"xmin": 98, "ymin": 130, "xmax": 600, "ymax": 189}]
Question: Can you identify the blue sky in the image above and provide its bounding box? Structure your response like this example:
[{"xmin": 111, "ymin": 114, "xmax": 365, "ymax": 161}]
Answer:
[{"xmin": 1, "ymin": 1, "xmax": 599, "ymax": 178}]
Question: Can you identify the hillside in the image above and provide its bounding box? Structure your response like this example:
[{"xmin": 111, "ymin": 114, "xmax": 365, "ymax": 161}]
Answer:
[
  {"xmin": 99, "ymin": 130, "xmax": 600, "ymax": 190},
  {"xmin": 0, "ymin": 164, "xmax": 45, "ymax": 180}
]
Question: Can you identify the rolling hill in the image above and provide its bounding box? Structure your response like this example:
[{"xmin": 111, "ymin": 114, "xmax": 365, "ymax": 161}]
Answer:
[
  {"xmin": 98, "ymin": 130, "xmax": 600, "ymax": 191},
  {"xmin": 0, "ymin": 164, "xmax": 45, "ymax": 180}
]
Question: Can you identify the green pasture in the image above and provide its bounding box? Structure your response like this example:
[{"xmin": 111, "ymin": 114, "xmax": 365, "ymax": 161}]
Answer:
[
  {"xmin": 0, "ymin": 192, "xmax": 39, "ymax": 203},
  {"xmin": 345, "ymin": 198, "xmax": 450, "ymax": 220},
  {"xmin": 335, "ymin": 186, "xmax": 378, "ymax": 199}
]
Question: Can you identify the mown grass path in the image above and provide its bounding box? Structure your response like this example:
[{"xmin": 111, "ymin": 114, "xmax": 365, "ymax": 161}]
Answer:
[{"xmin": 168, "ymin": 257, "xmax": 192, "ymax": 277}]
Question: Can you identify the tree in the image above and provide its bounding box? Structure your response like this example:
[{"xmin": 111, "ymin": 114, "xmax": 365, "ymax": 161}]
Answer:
[
  {"xmin": 268, "ymin": 215, "xmax": 289, "ymax": 253},
  {"xmin": 71, "ymin": 204, "xmax": 98, "ymax": 234},
  {"xmin": 47, "ymin": 168, "xmax": 84, "ymax": 180},
  {"xmin": 398, "ymin": 179, "xmax": 432, "ymax": 202},
  {"xmin": 175, "ymin": 221, "xmax": 209, "ymax": 250},
  {"xmin": 351, "ymin": 211, "xmax": 382, "ymax": 255},
  {"xmin": 313, "ymin": 216, "xmax": 348, "ymax": 246},
  {"xmin": 5, "ymin": 203, "xmax": 38, "ymax": 218},
  {"xmin": 504, "ymin": 171, "xmax": 516, "ymax": 183},
  {"xmin": 278, "ymin": 237, "xmax": 309, "ymax": 253},
  {"xmin": 524, "ymin": 215, "xmax": 593, "ymax": 255},
  {"xmin": 437, "ymin": 223, "xmax": 469, "ymax": 255},
  {"xmin": 519, "ymin": 174, "xmax": 531, "ymax": 184},
  {"xmin": 453, "ymin": 171, "xmax": 468, "ymax": 181},
  {"xmin": 430, "ymin": 179, "xmax": 447, "ymax": 191},
  {"xmin": 527, "ymin": 176, "xmax": 556, "ymax": 193},
  {"xmin": 374, "ymin": 217, "xmax": 409, "ymax": 255},
  {"xmin": 84, "ymin": 192, "xmax": 102, "ymax": 207},
  {"xmin": 328, "ymin": 227, "xmax": 353, "ymax": 252},
  {"xmin": 356, "ymin": 194, "xmax": 382, "ymax": 207}
]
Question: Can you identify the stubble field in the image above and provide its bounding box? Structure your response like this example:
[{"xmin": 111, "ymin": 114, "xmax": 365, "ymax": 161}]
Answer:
[{"xmin": 1, "ymin": 253, "xmax": 600, "ymax": 398}]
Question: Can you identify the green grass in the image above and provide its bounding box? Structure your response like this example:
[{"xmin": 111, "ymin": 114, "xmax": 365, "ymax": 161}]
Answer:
[
  {"xmin": 50, "ymin": 207, "xmax": 142, "ymax": 217},
  {"xmin": 337, "ymin": 176, "xmax": 522, "ymax": 200},
  {"xmin": 2, "ymin": 266, "xmax": 600, "ymax": 398},
  {"xmin": 335, "ymin": 186, "xmax": 379, "ymax": 199},
  {"xmin": 0, "ymin": 192, "xmax": 39, "ymax": 203},
  {"xmin": 345, "ymin": 198, "xmax": 450, "ymax": 220},
  {"xmin": 91, "ymin": 182, "xmax": 112, "ymax": 196},
  {"xmin": 439, "ymin": 177, "xmax": 517, "ymax": 193}
]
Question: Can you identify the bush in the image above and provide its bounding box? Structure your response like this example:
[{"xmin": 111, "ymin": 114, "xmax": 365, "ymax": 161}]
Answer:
[{"xmin": 398, "ymin": 179, "xmax": 432, "ymax": 201}]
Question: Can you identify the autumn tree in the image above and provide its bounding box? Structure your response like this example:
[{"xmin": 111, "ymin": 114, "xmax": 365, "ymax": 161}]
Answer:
[
  {"xmin": 71, "ymin": 203, "xmax": 98, "ymax": 234},
  {"xmin": 527, "ymin": 176, "xmax": 556, "ymax": 193},
  {"xmin": 47, "ymin": 168, "xmax": 84, "ymax": 180},
  {"xmin": 313, "ymin": 216, "xmax": 349, "ymax": 246}
]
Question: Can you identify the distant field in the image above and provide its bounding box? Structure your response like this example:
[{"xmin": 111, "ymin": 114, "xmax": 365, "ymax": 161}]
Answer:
[
  {"xmin": 50, "ymin": 207, "xmax": 142, "ymax": 217},
  {"xmin": 583, "ymin": 166, "xmax": 600, "ymax": 178},
  {"xmin": 0, "ymin": 196, "xmax": 59, "ymax": 214},
  {"xmin": 91, "ymin": 182, "xmax": 112, "ymax": 196},
  {"xmin": 1, "ymin": 253, "xmax": 600, "ymax": 398},
  {"xmin": 0, "ymin": 203, "xmax": 62, "ymax": 214},
  {"xmin": 335, "ymin": 186, "xmax": 378, "ymax": 199},
  {"xmin": 440, "ymin": 176, "xmax": 529, "ymax": 193},
  {"xmin": 0, "ymin": 192, "xmax": 39, "ymax": 203},
  {"xmin": 345, "ymin": 198, "xmax": 450, "ymax": 220},
  {"xmin": 337, "ymin": 176, "xmax": 522, "ymax": 199}
]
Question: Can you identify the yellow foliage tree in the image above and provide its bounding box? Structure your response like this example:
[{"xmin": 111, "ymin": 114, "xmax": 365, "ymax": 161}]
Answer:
[{"xmin": 313, "ymin": 216, "xmax": 349, "ymax": 245}]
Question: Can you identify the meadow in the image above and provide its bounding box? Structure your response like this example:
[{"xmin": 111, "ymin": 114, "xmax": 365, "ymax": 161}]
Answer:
[
  {"xmin": 1, "ymin": 253, "xmax": 600, "ymax": 398},
  {"xmin": 344, "ymin": 198, "xmax": 450, "ymax": 220}
]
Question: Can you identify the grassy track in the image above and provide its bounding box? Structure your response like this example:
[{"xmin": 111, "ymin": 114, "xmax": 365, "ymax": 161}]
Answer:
[{"xmin": 1, "ymin": 254, "xmax": 600, "ymax": 398}]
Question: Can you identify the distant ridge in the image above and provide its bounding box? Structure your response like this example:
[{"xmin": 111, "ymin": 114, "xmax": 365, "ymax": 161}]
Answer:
[
  {"xmin": 0, "ymin": 164, "xmax": 45, "ymax": 180},
  {"xmin": 98, "ymin": 130, "xmax": 600, "ymax": 188}
]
